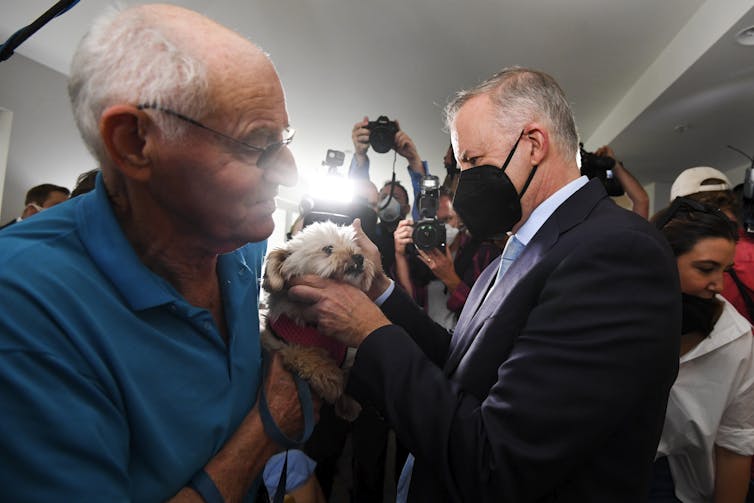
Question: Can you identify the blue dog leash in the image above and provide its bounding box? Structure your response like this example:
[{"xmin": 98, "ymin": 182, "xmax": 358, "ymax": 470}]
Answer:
[{"xmin": 258, "ymin": 350, "xmax": 315, "ymax": 503}]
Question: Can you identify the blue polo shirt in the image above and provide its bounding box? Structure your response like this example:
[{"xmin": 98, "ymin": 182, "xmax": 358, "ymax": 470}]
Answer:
[{"xmin": 0, "ymin": 176, "xmax": 266, "ymax": 502}]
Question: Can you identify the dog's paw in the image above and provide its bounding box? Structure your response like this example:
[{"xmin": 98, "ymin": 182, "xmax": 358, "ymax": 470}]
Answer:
[
  {"xmin": 260, "ymin": 328, "xmax": 286, "ymax": 352},
  {"xmin": 334, "ymin": 394, "xmax": 362, "ymax": 421},
  {"xmin": 278, "ymin": 345, "xmax": 344, "ymax": 403}
]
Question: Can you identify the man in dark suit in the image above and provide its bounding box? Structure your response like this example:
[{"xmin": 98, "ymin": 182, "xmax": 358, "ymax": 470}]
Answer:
[{"xmin": 290, "ymin": 67, "xmax": 681, "ymax": 502}]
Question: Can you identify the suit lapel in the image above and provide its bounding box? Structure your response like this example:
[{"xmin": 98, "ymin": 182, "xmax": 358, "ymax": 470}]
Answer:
[
  {"xmin": 451, "ymin": 255, "xmax": 500, "ymax": 338},
  {"xmin": 444, "ymin": 179, "xmax": 607, "ymax": 375}
]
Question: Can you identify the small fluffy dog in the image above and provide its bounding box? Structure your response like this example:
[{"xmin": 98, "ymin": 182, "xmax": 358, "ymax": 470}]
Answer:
[{"xmin": 261, "ymin": 220, "xmax": 376, "ymax": 420}]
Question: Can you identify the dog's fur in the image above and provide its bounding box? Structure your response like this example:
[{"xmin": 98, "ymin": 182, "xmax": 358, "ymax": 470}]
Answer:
[{"xmin": 261, "ymin": 221, "xmax": 376, "ymax": 420}]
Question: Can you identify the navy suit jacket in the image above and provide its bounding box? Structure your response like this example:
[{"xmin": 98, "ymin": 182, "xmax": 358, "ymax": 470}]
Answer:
[{"xmin": 347, "ymin": 179, "xmax": 681, "ymax": 502}]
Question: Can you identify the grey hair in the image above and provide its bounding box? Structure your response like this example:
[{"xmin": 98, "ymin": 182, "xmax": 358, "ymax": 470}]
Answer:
[
  {"xmin": 444, "ymin": 67, "xmax": 579, "ymax": 161},
  {"xmin": 68, "ymin": 5, "xmax": 210, "ymax": 163}
]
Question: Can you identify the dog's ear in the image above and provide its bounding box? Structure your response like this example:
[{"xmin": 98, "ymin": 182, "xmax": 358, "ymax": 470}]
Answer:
[{"xmin": 263, "ymin": 248, "xmax": 291, "ymax": 292}]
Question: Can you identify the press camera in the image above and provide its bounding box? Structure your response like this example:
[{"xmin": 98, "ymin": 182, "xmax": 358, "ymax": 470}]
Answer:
[
  {"xmin": 579, "ymin": 143, "xmax": 624, "ymax": 197},
  {"xmin": 411, "ymin": 175, "xmax": 446, "ymax": 251},
  {"xmin": 366, "ymin": 116, "xmax": 399, "ymax": 154}
]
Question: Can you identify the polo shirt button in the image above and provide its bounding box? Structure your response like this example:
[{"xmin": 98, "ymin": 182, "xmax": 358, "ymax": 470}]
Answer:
[
  {"xmin": 169, "ymin": 304, "xmax": 177, "ymax": 312},
  {"xmin": 203, "ymin": 321, "xmax": 212, "ymax": 330}
]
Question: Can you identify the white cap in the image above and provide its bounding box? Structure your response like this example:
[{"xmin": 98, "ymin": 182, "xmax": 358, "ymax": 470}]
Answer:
[{"xmin": 670, "ymin": 166, "xmax": 731, "ymax": 201}]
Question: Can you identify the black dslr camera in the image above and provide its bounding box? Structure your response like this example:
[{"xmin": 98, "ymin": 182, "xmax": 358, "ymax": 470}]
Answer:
[
  {"xmin": 579, "ymin": 143, "xmax": 624, "ymax": 197},
  {"xmin": 411, "ymin": 175, "xmax": 446, "ymax": 251},
  {"xmin": 366, "ymin": 116, "xmax": 399, "ymax": 154}
]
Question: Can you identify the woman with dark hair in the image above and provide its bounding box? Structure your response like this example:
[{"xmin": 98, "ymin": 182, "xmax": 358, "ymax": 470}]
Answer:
[{"xmin": 649, "ymin": 197, "xmax": 754, "ymax": 502}]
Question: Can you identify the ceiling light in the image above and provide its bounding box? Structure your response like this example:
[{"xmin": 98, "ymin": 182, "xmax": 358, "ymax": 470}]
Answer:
[{"xmin": 735, "ymin": 25, "xmax": 754, "ymax": 46}]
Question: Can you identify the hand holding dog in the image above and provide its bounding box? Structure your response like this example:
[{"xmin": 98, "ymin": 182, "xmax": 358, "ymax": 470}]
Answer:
[
  {"xmin": 352, "ymin": 218, "xmax": 392, "ymax": 300},
  {"xmin": 287, "ymin": 276, "xmax": 391, "ymax": 348}
]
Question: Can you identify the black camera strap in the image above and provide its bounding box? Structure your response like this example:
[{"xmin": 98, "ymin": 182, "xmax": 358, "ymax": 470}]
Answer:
[
  {"xmin": 0, "ymin": 0, "xmax": 80, "ymax": 63},
  {"xmin": 377, "ymin": 152, "xmax": 399, "ymax": 211}
]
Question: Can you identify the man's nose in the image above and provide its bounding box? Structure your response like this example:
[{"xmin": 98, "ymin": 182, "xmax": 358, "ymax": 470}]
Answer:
[{"xmin": 264, "ymin": 147, "xmax": 298, "ymax": 187}]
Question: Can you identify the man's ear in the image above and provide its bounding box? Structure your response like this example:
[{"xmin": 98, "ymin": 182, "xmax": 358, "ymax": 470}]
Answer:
[
  {"xmin": 524, "ymin": 124, "xmax": 548, "ymax": 166},
  {"xmin": 99, "ymin": 105, "xmax": 152, "ymax": 183}
]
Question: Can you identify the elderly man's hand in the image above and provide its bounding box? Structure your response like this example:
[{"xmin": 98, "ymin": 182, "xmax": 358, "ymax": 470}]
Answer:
[{"xmin": 287, "ymin": 276, "xmax": 391, "ymax": 348}]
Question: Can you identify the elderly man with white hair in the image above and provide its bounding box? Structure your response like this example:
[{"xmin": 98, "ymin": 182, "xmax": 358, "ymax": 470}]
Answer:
[{"xmin": 0, "ymin": 4, "xmax": 308, "ymax": 502}]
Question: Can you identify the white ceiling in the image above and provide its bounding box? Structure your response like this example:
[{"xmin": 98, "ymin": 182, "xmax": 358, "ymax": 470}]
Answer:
[{"xmin": 2, "ymin": 0, "xmax": 754, "ymax": 220}]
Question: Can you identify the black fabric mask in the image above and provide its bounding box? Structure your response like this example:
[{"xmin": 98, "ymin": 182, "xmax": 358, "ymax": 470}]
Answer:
[
  {"xmin": 453, "ymin": 131, "xmax": 538, "ymax": 240},
  {"xmin": 681, "ymin": 293, "xmax": 722, "ymax": 337}
]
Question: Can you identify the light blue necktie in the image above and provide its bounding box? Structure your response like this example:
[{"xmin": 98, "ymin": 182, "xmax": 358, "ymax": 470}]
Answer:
[
  {"xmin": 480, "ymin": 235, "xmax": 524, "ymax": 304},
  {"xmin": 496, "ymin": 235, "xmax": 525, "ymax": 283}
]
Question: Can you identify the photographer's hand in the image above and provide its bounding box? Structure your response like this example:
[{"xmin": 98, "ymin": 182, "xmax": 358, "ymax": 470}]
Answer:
[
  {"xmin": 594, "ymin": 145, "xmax": 616, "ymax": 160},
  {"xmin": 393, "ymin": 121, "xmax": 424, "ymax": 175},
  {"xmin": 352, "ymin": 117, "xmax": 370, "ymax": 167},
  {"xmin": 419, "ymin": 247, "xmax": 461, "ymax": 291},
  {"xmin": 393, "ymin": 219, "xmax": 414, "ymax": 257},
  {"xmin": 595, "ymin": 145, "xmax": 649, "ymax": 219}
]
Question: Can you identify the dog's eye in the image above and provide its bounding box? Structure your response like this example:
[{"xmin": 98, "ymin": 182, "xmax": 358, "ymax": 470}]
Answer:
[{"xmin": 322, "ymin": 245, "xmax": 333, "ymax": 255}]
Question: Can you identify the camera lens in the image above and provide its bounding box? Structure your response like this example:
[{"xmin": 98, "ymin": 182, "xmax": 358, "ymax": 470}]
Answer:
[{"xmin": 412, "ymin": 219, "xmax": 446, "ymax": 251}]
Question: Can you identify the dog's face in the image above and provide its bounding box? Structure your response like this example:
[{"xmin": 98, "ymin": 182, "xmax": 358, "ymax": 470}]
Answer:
[{"xmin": 263, "ymin": 221, "xmax": 376, "ymax": 295}]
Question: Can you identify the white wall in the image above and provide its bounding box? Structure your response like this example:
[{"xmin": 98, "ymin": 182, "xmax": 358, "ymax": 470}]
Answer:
[
  {"xmin": 0, "ymin": 108, "xmax": 12, "ymax": 214},
  {"xmin": 0, "ymin": 54, "xmax": 94, "ymax": 221}
]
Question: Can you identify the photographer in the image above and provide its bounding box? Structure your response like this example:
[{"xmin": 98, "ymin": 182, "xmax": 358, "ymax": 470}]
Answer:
[
  {"xmin": 593, "ymin": 145, "xmax": 650, "ymax": 218},
  {"xmin": 348, "ymin": 116, "xmax": 433, "ymax": 280},
  {"xmin": 349, "ymin": 116, "xmax": 429, "ymax": 221},
  {"xmin": 393, "ymin": 186, "xmax": 501, "ymax": 330}
]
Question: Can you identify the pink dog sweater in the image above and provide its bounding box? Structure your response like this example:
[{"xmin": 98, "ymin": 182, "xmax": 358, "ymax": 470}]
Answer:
[{"xmin": 270, "ymin": 314, "xmax": 347, "ymax": 367}]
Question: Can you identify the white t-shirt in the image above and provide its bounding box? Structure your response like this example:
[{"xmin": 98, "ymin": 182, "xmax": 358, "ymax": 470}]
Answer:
[{"xmin": 657, "ymin": 297, "xmax": 754, "ymax": 502}]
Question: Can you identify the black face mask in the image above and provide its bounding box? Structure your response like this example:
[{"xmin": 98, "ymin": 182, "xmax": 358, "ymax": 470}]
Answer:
[
  {"xmin": 681, "ymin": 293, "xmax": 723, "ymax": 337},
  {"xmin": 452, "ymin": 131, "xmax": 538, "ymax": 241}
]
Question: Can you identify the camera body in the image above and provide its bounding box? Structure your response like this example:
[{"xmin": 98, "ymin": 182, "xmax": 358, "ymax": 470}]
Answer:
[
  {"xmin": 323, "ymin": 149, "xmax": 345, "ymax": 171},
  {"xmin": 579, "ymin": 144, "xmax": 624, "ymax": 197},
  {"xmin": 366, "ymin": 116, "xmax": 399, "ymax": 154},
  {"xmin": 411, "ymin": 175, "xmax": 446, "ymax": 251}
]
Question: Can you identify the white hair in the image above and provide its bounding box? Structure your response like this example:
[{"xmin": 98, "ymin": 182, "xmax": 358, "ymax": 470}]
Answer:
[
  {"xmin": 444, "ymin": 67, "xmax": 580, "ymax": 161},
  {"xmin": 68, "ymin": 5, "xmax": 210, "ymax": 163}
]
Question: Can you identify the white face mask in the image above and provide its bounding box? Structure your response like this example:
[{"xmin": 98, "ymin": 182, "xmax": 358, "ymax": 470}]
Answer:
[
  {"xmin": 445, "ymin": 222, "xmax": 460, "ymax": 244},
  {"xmin": 378, "ymin": 196, "xmax": 401, "ymax": 223}
]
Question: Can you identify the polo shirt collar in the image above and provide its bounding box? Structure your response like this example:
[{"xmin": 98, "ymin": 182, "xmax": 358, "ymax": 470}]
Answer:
[{"xmin": 75, "ymin": 174, "xmax": 249, "ymax": 312}]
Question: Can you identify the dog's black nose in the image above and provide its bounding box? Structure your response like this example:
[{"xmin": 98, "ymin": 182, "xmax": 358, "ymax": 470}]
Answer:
[{"xmin": 352, "ymin": 254, "xmax": 364, "ymax": 268}]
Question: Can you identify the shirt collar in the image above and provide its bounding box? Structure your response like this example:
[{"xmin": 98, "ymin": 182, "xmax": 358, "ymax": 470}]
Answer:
[
  {"xmin": 514, "ymin": 176, "xmax": 589, "ymax": 245},
  {"xmin": 76, "ymin": 174, "xmax": 254, "ymax": 311}
]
